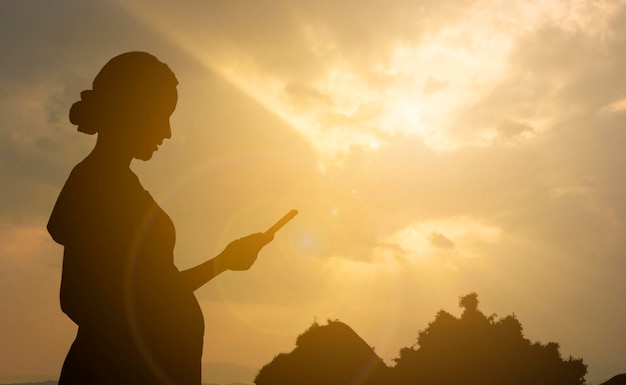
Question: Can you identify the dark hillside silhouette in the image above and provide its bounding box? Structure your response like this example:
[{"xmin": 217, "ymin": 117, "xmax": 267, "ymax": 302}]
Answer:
[
  {"xmin": 255, "ymin": 320, "xmax": 388, "ymax": 385},
  {"xmin": 600, "ymin": 374, "xmax": 626, "ymax": 385},
  {"xmin": 255, "ymin": 294, "xmax": 590, "ymax": 385}
]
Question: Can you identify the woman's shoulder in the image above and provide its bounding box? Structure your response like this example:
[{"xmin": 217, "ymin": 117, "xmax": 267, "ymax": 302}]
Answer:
[
  {"xmin": 48, "ymin": 159, "xmax": 145, "ymax": 245},
  {"xmin": 66, "ymin": 156, "xmax": 143, "ymax": 191},
  {"xmin": 48, "ymin": 161, "xmax": 95, "ymax": 245}
]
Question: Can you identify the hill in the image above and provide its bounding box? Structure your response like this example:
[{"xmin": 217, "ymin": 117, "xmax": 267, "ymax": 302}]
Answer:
[
  {"xmin": 600, "ymin": 374, "xmax": 626, "ymax": 385},
  {"xmin": 255, "ymin": 320, "xmax": 388, "ymax": 385}
]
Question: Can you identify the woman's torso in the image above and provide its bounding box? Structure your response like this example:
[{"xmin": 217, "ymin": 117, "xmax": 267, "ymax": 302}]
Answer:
[{"xmin": 49, "ymin": 157, "xmax": 204, "ymax": 383}]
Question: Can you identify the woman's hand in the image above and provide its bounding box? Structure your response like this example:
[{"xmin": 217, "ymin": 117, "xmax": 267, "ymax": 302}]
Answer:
[
  {"xmin": 219, "ymin": 232, "xmax": 274, "ymax": 271},
  {"xmin": 181, "ymin": 232, "xmax": 274, "ymax": 291}
]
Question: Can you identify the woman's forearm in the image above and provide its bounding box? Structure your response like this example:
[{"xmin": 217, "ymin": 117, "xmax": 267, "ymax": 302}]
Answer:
[
  {"xmin": 180, "ymin": 232, "xmax": 272, "ymax": 292},
  {"xmin": 180, "ymin": 253, "xmax": 229, "ymax": 292}
]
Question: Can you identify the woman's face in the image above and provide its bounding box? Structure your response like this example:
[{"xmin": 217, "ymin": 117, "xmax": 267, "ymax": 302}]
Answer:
[{"xmin": 121, "ymin": 84, "xmax": 178, "ymax": 161}]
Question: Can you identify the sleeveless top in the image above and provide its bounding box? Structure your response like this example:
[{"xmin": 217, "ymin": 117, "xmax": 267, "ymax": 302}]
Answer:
[{"xmin": 48, "ymin": 156, "xmax": 204, "ymax": 384}]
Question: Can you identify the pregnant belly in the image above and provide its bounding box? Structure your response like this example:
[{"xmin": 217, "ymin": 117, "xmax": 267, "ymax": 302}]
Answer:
[
  {"xmin": 130, "ymin": 276, "xmax": 205, "ymax": 355},
  {"xmin": 128, "ymin": 285, "xmax": 204, "ymax": 383}
]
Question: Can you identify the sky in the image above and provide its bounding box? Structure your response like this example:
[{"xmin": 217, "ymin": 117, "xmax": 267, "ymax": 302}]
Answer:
[{"xmin": 1, "ymin": 0, "xmax": 626, "ymax": 383}]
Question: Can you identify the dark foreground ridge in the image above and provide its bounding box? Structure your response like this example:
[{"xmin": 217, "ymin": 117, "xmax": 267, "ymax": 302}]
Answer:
[
  {"xmin": 255, "ymin": 293, "xmax": 623, "ymax": 385},
  {"xmin": 601, "ymin": 374, "xmax": 626, "ymax": 385}
]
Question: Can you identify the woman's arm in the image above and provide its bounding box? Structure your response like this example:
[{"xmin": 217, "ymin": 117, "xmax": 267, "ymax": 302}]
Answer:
[{"xmin": 180, "ymin": 232, "xmax": 273, "ymax": 292}]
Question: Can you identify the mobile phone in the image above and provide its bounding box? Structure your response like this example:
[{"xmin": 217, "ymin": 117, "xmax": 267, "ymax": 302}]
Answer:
[{"xmin": 266, "ymin": 209, "xmax": 298, "ymax": 235}]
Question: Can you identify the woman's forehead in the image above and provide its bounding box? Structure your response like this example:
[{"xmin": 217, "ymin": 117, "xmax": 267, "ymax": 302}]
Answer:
[{"xmin": 136, "ymin": 83, "xmax": 177, "ymax": 109}]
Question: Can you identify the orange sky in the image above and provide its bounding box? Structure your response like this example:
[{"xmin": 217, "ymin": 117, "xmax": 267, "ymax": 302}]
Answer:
[{"xmin": 1, "ymin": 1, "xmax": 626, "ymax": 383}]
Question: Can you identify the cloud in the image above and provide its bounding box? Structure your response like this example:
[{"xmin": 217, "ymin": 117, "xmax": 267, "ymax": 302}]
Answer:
[
  {"xmin": 284, "ymin": 82, "xmax": 334, "ymax": 110},
  {"xmin": 495, "ymin": 120, "xmax": 534, "ymax": 141},
  {"xmin": 0, "ymin": 218, "xmax": 72, "ymax": 375},
  {"xmin": 444, "ymin": 3, "xmax": 626, "ymax": 144},
  {"xmin": 422, "ymin": 77, "xmax": 449, "ymax": 95},
  {"xmin": 379, "ymin": 218, "xmax": 500, "ymax": 261},
  {"xmin": 429, "ymin": 232, "xmax": 455, "ymax": 250},
  {"xmin": 0, "ymin": 221, "xmax": 58, "ymax": 268}
]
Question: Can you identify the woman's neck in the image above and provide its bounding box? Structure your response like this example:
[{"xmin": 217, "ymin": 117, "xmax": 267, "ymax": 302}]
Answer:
[{"xmin": 88, "ymin": 133, "xmax": 133, "ymax": 170}]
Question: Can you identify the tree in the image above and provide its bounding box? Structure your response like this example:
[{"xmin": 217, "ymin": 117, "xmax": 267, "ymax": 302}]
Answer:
[{"xmin": 390, "ymin": 293, "xmax": 587, "ymax": 385}]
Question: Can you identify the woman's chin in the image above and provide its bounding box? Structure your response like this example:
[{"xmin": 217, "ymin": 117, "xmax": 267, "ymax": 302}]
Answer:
[{"xmin": 135, "ymin": 150, "xmax": 155, "ymax": 161}]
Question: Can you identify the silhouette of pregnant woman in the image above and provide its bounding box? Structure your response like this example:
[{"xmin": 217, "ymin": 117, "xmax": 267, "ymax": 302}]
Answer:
[{"xmin": 48, "ymin": 52, "xmax": 273, "ymax": 384}]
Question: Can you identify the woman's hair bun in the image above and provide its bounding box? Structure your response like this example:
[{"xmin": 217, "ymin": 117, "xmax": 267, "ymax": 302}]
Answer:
[
  {"xmin": 69, "ymin": 90, "xmax": 98, "ymax": 134},
  {"xmin": 68, "ymin": 52, "xmax": 178, "ymax": 136}
]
